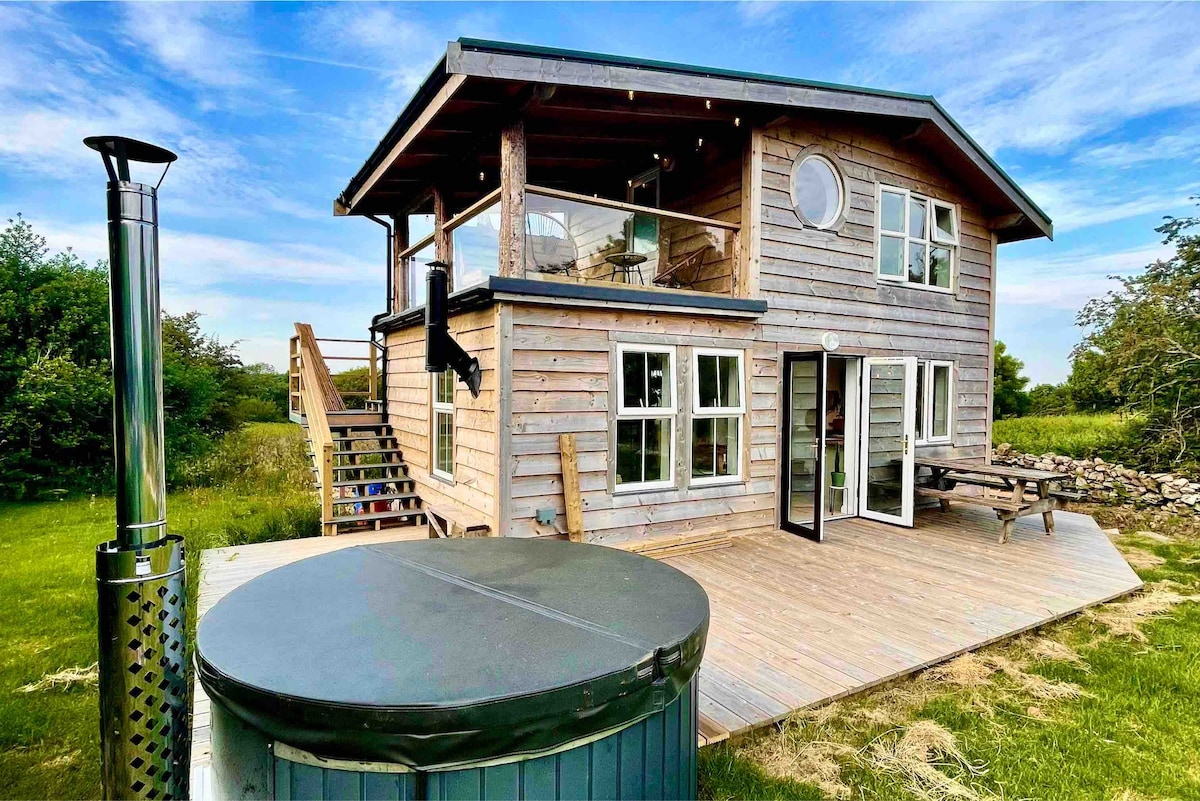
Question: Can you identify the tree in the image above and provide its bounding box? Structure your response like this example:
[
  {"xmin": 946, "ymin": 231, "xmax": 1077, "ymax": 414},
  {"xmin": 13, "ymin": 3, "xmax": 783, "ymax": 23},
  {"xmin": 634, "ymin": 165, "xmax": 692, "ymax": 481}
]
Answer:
[
  {"xmin": 992, "ymin": 340, "xmax": 1030, "ymax": 419},
  {"xmin": 1028, "ymin": 383, "xmax": 1073, "ymax": 416},
  {"xmin": 1075, "ymin": 207, "xmax": 1200, "ymax": 470}
]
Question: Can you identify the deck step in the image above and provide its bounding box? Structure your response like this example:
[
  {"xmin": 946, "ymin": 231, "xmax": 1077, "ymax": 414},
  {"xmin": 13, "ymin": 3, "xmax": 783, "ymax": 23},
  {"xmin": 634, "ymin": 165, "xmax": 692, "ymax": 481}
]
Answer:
[
  {"xmin": 332, "ymin": 492, "xmax": 419, "ymax": 506},
  {"xmin": 332, "ymin": 477, "xmax": 413, "ymax": 489},
  {"xmin": 331, "ymin": 448, "xmax": 403, "ymax": 457},
  {"xmin": 330, "ymin": 509, "xmax": 425, "ymax": 525},
  {"xmin": 332, "ymin": 435, "xmax": 397, "ymax": 444}
]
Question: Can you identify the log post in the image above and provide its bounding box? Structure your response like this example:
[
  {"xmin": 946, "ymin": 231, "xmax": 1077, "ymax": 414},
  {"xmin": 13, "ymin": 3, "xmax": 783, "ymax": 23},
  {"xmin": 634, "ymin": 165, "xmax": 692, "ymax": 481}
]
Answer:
[
  {"xmin": 433, "ymin": 186, "xmax": 453, "ymax": 289},
  {"xmin": 499, "ymin": 119, "xmax": 527, "ymax": 278},
  {"xmin": 559, "ymin": 433, "xmax": 584, "ymax": 542},
  {"xmin": 392, "ymin": 213, "xmax": 409, "ymax": 311}
]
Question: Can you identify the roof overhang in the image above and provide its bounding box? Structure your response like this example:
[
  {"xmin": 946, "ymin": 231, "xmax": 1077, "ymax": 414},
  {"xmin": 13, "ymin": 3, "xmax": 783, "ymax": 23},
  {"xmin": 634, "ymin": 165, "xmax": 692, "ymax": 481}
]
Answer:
[{"xmin": 338, "ymin": 39, "xmax": 1052, "ymax": 243}]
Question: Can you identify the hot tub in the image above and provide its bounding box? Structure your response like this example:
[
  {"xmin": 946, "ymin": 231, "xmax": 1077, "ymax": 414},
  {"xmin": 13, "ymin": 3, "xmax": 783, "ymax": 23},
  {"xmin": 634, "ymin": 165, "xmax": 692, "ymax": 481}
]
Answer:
[{"xmin": 196, "ymin": 538, "xmax": 709, "ymax": 800}]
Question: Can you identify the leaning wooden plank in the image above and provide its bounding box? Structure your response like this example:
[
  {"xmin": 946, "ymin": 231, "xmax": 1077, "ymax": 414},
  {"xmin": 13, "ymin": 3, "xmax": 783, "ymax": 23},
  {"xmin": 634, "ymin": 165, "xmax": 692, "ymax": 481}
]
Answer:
[{"xmin": 558, "ymin": 433, "xmax": 584, "ymax": 542}]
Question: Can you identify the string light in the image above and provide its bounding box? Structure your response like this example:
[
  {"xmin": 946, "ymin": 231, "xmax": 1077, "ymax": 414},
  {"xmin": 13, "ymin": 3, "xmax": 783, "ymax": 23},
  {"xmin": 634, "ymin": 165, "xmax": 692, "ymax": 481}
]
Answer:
[
  {"xmin": 628, "ymin": 90, "xmax": 635, "ymax": 100},
  {"xmin": 652, "ymin": 152, "xmax": 660, "ymax": 160},
  {"xmin": 478, "ymin": 171, "xmax": 485, "ymax": 181},
  {"xmin": 697, "ymin": 137, "xmax": 704, "ymax": 148},
  {"xmin": 705, "ymin": 99, "xmax": 712, "ymax": 110},
  {"xmin": 734, "ymin": 117, "xmax": 741, "ymax": 127}
]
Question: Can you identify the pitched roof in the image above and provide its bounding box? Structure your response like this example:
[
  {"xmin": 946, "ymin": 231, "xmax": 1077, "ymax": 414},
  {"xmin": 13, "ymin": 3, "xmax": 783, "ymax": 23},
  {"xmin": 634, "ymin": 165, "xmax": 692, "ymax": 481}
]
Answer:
[{"xmin": 339, "ymin": 38, "xmax": 1051, "ymax": 242}]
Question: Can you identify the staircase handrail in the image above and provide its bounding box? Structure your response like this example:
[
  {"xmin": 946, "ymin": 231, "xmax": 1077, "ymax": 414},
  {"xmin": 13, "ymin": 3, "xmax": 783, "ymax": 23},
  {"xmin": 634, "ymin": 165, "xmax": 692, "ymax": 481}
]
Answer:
[{"xmin": 296, "ymin": 337, "xmax": 336, "ymax": 535}]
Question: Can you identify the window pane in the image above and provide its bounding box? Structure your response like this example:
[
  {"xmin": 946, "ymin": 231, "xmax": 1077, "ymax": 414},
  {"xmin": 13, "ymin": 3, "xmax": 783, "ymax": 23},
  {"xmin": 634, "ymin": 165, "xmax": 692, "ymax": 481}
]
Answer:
[
  {"xmin": 435, "ymin": 369, "xmax": 455, "ymax": 405},
  {"xmin": 436, "ymin": 411, "xmax": 454, "ymax": 474},
  {"xmin": 647, "ymin": 351, "xmax": 671, "ymax": 409},
  {"xmin": 915, "ymin": 362, "xmax": 925, "ymax": 442},
  {"xmin": 622, "ymin": 352, "xmax": 646, "ymax": 408},
  {"xmin": 793, "ymin": 156, "xmax": 842, "ymax": 228},
  {"xmin": 908, "ymin": 198, "xmax": 927, "ymax": 239},
  {"xmin": 930, "ymin": 247, "xmax": 952, "ymax": 289},
  {"xmin": 880, "ymin": 191, "xmax": 905, "ymax": 233},
  {"xmin": 644, "ymin": 417, "xmax": 671, "ymax": 482},
  {"xmin": 697, "ymin": 355, "xmax": 718, "ymax": 408},
  {"xmin": 616, "ymin": 419, "xmax": 643, "ymax": 484},
  {"xmin": 716, "ymin": 416, "xmax": 739, "ymax": 477},
  {"xmin": 718, "ymin": 356, "xmax": 740, "ymax": 408},
  {"xmin": 934, "ymin": 204, "xmax": 956, "ymax": 242},
  {"xmin": 879, "ymin": 235, "xmax": 905, "ymax": 277},
  {"xmin": 692, "ymin": 417, "xmax": 715, "ymax": 478},
  {"xmin": 933, "ymin": 365, "xmax": 950, "ymax": 438},
  {"xmin": 908, "ymin": 242, "xmax": 927, "ymax": 284}
]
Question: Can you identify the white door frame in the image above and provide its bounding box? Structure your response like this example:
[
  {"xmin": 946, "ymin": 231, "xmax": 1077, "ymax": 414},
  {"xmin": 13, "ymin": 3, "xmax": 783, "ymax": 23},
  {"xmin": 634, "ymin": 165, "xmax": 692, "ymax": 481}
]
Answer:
[{"xmin": 858, "ymin": 356, "xmax": 917, "ymax": 527}]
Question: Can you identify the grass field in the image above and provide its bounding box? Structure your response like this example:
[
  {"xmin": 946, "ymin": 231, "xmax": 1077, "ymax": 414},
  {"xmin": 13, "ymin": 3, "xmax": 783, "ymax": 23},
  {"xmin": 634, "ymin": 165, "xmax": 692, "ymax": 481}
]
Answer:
[
  {"xmin": 4, "ymin": 423, "xmax": 1199, "ymax": 800},
  {"xmin": 0, "ymin": 423, "xmax": 316, "ymax": 800},
  {"xmin": 992, "ymin": 413, "xmax": 1134, "ymax": 459}
]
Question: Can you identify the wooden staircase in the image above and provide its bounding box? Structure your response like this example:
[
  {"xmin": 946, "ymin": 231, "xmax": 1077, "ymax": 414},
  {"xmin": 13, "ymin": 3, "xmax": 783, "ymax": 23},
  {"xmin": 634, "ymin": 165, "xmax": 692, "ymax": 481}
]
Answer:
[{"xmin": 291, "ymin": 324, "xmax": 425, "ymax": 535}]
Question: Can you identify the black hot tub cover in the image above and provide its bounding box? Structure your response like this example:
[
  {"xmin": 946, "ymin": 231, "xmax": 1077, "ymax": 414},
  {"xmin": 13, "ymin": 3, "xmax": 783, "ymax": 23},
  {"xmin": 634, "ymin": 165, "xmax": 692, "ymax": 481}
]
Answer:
[{"xmin": 196, "ymin": 538, "xmax": 709, "ymax": 769}]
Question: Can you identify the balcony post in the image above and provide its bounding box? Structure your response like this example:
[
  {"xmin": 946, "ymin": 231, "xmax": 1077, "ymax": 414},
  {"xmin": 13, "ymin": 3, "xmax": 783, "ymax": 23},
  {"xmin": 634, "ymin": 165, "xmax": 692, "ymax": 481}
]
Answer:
[
  {"xmin": 433, "ymin": 186, "xmax": 453, "ymax": 290},
  {"xmin": 392, "ymin": 213, "xmax": 409, "ymax": 310},
  {"xmin": 499, "ymin": 119, "xmax": 526, "ymax": 277}
]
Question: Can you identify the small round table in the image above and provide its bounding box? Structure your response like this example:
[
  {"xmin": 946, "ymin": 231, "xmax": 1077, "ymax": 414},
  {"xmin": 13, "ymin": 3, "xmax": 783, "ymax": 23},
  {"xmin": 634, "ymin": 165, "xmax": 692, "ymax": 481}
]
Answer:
[{"xmin": 604, "ymin": 251, "xmax": 648, "ymax": 284}]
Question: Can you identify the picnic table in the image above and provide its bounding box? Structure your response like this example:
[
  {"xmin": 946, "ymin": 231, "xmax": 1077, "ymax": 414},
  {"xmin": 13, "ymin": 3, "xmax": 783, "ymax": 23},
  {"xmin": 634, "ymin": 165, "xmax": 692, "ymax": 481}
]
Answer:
[{"xmin": 914, "ymin": 457, "xmax": 1072, "ymax": 544}]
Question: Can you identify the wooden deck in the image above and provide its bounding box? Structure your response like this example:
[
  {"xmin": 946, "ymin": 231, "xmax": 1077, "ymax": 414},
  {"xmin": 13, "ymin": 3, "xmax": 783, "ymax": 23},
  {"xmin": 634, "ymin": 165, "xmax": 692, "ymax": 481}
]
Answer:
[{"xmin": 190, "ymin": 508, "xmax": 1140, "ymax": 789}]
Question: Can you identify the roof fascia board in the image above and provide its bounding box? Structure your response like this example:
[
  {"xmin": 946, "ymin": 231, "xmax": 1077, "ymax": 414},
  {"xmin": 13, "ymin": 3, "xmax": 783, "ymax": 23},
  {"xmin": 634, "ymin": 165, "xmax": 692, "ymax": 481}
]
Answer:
[
  {"xmin": 448, "ymin": 42, "xmax": 1052, "ymax": 240},
  {"xmin": 344, "ymin": 72, "xmax": 467, "ymax": 213}
]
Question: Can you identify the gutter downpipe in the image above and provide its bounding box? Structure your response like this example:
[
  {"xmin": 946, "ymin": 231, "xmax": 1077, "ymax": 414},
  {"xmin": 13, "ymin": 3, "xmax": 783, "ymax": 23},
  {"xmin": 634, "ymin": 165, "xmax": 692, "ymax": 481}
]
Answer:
[{"xmin": 366, "ymin": 214, "xmax": 392, "ymax": 419}]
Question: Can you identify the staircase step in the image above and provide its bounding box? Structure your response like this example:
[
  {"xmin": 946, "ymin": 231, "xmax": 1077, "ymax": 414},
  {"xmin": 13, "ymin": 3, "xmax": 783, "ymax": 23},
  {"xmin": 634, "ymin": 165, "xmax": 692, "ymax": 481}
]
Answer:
[
  {"xmin": 331, "ymin": 448, "xmax": 403, "ymax": 457},
  {"xmin": 331, "ymin": 477, "xmax": 413, "ymax": 489},
  {"xmin": 332, "ymin": 436, "xmax": 397, "ymax": 444},
  {"xmin": 330, "ymin": 509, "xmax": 425, "ymax": 525},
  {"xmin": 332, "ymin": 492, "xmax": 419, "ymax": 506},
  {"xmin": 330, "ymin": 463, "xmax": 407, "ymax": 474}
]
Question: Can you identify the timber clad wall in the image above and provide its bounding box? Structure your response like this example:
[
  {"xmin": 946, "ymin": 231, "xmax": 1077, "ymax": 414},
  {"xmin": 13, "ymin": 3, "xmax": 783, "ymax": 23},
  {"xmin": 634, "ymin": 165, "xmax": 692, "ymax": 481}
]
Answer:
[
  {"xmin": 663, "ymin": 159, "xmax": 741, "ymax": 295},
  {"xmin": 757, "ymin": 115, "xmax": 994, "ymax": 459},
  {"xmin": 384, "ymin": 307, "xmax": 499, "ymax": 528},
  {"xmin": 504, "ymin": 305, "xmax": 778, "ymax": 542}
]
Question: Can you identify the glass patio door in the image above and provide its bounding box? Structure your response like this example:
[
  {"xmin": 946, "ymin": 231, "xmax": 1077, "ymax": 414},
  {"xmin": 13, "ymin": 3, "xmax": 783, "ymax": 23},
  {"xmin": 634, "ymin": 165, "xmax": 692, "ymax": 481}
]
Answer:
[
  {"xmin": 782, "ymin": 352, "xmax": 826, "ymax": 541},
  {"xmin": 858, "ymin": 357, "xmax": 917, "ymax": 527}
]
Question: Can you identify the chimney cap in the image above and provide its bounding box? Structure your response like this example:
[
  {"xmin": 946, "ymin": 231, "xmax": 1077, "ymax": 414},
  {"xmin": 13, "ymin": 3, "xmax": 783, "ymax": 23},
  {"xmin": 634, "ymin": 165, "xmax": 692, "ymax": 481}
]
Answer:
[{"xmin": 84, "ymin": 136, "xmax": 177, "ymax": 164}]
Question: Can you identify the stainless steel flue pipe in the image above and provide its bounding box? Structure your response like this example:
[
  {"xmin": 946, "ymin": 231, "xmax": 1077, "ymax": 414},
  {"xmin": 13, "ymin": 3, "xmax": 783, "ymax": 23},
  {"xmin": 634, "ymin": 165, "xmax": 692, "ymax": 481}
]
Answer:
[{"xmin": 86, "ymin": 136, "xmax": 188, "ymax": 801}]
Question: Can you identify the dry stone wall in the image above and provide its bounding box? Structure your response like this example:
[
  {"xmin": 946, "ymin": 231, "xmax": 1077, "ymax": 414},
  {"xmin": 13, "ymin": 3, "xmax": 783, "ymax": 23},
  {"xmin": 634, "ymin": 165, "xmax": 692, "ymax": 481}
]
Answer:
[{"xmin": 993, "ymin": 444, "xmax": 1198, "ymax": 516}]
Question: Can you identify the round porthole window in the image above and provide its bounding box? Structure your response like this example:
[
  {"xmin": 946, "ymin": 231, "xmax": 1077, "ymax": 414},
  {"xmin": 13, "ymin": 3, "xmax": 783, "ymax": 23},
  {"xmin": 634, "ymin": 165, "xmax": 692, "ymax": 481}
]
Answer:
[{"xmin": 790, "ymin": 153, "xmax": 844, "ymax": 229}]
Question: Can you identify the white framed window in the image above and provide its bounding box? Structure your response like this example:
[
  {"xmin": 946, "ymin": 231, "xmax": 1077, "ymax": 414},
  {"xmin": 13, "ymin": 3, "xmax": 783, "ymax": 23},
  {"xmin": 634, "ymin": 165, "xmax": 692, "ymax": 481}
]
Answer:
[
  {"xmin": 691, "ymin": 348, "xmax": 745, "ymax": 485},
  {"xmin": 432, "ymin": 369, "xmax": 455, "ymax": 480},
  {"xmin": 915, "ymin": 360, "xmax": 953, "ymax": 444},
  {"xmin": 877, "ymin": 185, "xmax": 957, "ymax": 292},
  {"xmin": 790, "ymin": 153, "xmax": 845, "ymax": 230},
  {"xmin": 615, "ymin": 344, "xmax": 676, "ymax": 492}
]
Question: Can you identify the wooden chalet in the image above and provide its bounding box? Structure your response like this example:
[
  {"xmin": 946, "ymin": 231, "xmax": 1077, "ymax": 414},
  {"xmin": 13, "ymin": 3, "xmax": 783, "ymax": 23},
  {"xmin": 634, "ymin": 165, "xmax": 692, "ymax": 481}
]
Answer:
[{"xmin": 217, "ymin": 42, "xmax": 1145, "ymax": 775}]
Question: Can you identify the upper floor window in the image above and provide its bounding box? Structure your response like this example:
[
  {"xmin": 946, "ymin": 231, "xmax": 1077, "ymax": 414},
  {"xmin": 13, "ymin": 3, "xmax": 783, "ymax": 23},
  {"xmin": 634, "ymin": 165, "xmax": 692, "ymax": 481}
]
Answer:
[
  {"xmin": 791, "ymin": 154, "xmax": 844, "ymax": 230},
  {"xmin": 615, "ymin": 344, "xmax": 676, "ymax": 492},
  {"xmin": 877, "ymin": 185, "xmax": 958, "ymax": 291}
]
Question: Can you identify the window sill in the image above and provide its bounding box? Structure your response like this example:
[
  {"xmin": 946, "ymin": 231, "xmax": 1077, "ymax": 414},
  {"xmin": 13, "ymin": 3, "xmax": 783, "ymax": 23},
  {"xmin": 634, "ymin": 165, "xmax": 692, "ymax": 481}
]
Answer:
[
  {"xmin": 430, "ymin": 470, "xmax": 455, "ymax": 486},
  {"xmin": 689, "ymin": 475, "xmax": 744, "ymax": 488},
  {"xmin": 612, "ymin": 481, "xmax": 677, "ymax": 496},
  {"xmin": 876, "ymin": 275, "xmax": 955, "ymax": 295},
  {"xmin": 916, "ymin": 438, "xmax": 953, "ymax": 447}
]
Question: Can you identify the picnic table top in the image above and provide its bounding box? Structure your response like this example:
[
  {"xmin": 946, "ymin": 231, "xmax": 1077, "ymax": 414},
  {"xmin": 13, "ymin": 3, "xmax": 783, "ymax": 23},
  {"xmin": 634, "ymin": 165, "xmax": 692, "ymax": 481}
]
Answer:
[{"xmin": 915, "ymin": 457, "xmax": 1067, "ymax": 483}]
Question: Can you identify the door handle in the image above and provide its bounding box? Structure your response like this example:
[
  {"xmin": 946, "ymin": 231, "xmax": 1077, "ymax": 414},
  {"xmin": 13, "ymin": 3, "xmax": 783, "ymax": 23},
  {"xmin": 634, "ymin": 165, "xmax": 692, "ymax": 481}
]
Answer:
[{"xmin": 904, "ymin": 435, "xmax": 909, "ymax": 455}]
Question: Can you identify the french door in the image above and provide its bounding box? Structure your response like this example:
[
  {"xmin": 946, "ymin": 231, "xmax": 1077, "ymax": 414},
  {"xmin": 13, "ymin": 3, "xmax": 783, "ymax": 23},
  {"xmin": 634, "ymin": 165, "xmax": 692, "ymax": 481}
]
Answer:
[
  {"xmin": 858, "ymin": 357, "xmax": 917, "ymax": 527},
  {"xmin": 781, "ymin": 352, "xmax": 826, "ymax": 541}
]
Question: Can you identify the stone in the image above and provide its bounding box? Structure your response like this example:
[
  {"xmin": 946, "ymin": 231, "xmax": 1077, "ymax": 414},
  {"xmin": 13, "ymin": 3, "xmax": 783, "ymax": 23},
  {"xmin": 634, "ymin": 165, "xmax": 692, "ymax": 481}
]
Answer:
[
  {"xmin": 1182, "ymin": 494, "xmax": 1198, "ymax": 506},
  {"xmin": 1162, "ymin": 485, "xmax": 1183, "ymax": 500}
]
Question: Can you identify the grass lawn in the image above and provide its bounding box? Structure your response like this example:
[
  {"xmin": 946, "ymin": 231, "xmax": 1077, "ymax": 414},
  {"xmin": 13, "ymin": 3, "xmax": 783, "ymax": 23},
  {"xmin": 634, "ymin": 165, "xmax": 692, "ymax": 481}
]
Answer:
[
  {"xmin": 4, "ymin": 420, "xmax": 1199, "ymax": 800},
  {"xmin": 0, "ymin": 423, "xmax": 317, "ymax": 800},
  {"xmin": 700, "ymin": 505, "xmax": 1200, "ymax": 801},
  {"xmin": 992, "ymin": 413, "xmax": 1135, "ymax": 459}
]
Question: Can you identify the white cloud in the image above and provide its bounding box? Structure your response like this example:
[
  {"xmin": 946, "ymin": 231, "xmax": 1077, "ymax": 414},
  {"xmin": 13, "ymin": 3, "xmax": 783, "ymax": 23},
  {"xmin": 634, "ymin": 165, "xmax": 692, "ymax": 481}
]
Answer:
[
  {"xmin": 736, "ymin": 1, "xmax": 785, "ymax": 25},
  {"xmin": 998, "ymin": 242, "xmax": 1174, "ymax": 310},
  {"xmin": 1021, "ymin": 178, "xmax": 1199, "ymax": 233},
  {"xmin": 848, "ymin": 3, "xmax": 1200, "ymax": 155},
  {"xmin": 119, "ymin": 3, "xmax": 261, "ymax": 93},
  {"xmin": 1077, "ymin": 128, "xmax": 1200, "ymax": 169}
]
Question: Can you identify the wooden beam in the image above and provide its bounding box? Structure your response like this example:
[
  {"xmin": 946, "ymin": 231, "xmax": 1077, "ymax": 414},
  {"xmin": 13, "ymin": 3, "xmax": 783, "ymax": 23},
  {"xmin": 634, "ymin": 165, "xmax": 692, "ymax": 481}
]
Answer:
[
  {"xmin": 432, "ymin": 185, "xmax": 453, "ymax": 287},
  {"xmin": 392, "ymin": 213, "xmax": 409, "ymax": 311},
  {"xmin": 526, "ymin": 184, "xmax": 740, "ymax": 230},
  {"xmin": 558, "ymin": 433, "xmax": 584, "ymax": 542},
  {"xmin": 736, "ymin": 128, "xmax": 763, "ymax": 299},
  {"xmin": 988, "ymin": 213, "xmax": 1026, "ymax": 230},
  {"xmin": 499, "ymin": 119, "xmax": 527, "ymax": 278},
  {"xmin": 347, "ymin": 74, "xmax": 467, "ymax": 212}
]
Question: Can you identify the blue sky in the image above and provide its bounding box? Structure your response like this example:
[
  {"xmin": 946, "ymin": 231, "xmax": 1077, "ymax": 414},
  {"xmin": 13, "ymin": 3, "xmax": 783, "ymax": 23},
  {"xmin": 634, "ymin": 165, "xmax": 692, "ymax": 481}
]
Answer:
[{"xmin": 2, "ymin": 2, "xmax": 1197, "ymax": 383}]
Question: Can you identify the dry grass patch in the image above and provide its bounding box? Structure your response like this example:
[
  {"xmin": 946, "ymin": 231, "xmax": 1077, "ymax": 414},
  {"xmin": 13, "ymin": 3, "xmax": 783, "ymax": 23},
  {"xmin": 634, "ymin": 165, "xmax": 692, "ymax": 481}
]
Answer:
[
  {"xmin": 1087, "ymin": 582, "xmax": 1200, "ymax": 642},
  {"xmin": 748, "ymin": 706, "xmax": 856, "ymax": 799},
  {"xmin": 1122, "ymin": 547, "xmax": 1167, "ymax": 571},
  {"xmin": 18, "ymin": 663, "xmax": 97, "ymax": 693},
  {"xmin": 865, "ymin": 720, "xmax": 989, "ymax": 801},
  {"xmin": 982, "ymin": 654, "xmax": 1088, "ymax": 701},
  {"xmin": 1025, "ymin": 636, "xmax": 1088, "ymax": 668}
]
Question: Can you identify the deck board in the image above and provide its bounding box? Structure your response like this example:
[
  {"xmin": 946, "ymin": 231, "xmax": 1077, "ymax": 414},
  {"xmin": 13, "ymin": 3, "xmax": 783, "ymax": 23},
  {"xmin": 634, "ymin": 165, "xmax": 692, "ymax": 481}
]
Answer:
[
  {"xmin": 189, "ymin": 507, "xmax": 1140, "ymax": 788},
  {"xmin": 665, "ymin": 507, "xmax": 1141, "ymax": 742}
]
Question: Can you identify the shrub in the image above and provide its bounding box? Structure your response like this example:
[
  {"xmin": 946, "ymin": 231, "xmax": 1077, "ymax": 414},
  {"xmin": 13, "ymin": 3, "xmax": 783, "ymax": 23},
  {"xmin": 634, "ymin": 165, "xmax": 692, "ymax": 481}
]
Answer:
[{"xmin": 992, "ymin": 413, "xmax": 1140, "ymax": 462}]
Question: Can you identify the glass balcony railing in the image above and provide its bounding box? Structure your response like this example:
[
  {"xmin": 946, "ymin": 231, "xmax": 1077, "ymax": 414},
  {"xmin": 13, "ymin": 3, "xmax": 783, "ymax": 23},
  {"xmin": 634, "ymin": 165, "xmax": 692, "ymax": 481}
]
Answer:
[{"xmin": 395, "ymin": 186, "xmax": 740, "ymax": 310}]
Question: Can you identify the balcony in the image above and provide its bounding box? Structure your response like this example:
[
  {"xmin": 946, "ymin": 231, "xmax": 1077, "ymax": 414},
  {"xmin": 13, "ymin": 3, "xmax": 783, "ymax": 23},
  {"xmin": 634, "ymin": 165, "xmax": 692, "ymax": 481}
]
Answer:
[{"xmin": 396, "ymin": 186, "xmax": 740, "ymax": 311}]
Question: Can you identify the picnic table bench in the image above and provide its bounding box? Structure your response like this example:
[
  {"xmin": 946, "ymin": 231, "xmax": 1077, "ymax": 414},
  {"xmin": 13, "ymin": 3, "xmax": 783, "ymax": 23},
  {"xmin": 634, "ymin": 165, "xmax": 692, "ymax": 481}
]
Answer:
[{"xmin": 914, "ymin": 457, "xmax": 1071, "ymax": 544}]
